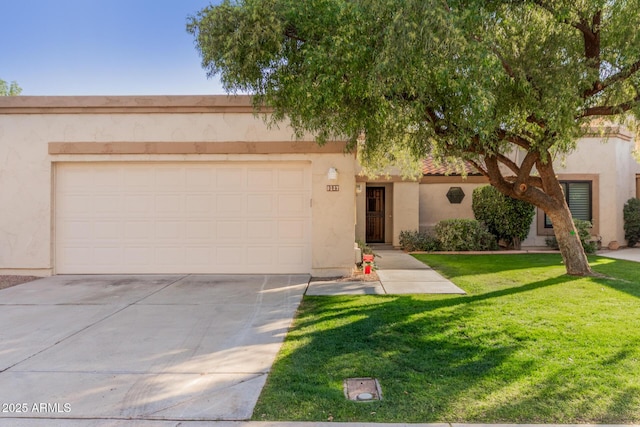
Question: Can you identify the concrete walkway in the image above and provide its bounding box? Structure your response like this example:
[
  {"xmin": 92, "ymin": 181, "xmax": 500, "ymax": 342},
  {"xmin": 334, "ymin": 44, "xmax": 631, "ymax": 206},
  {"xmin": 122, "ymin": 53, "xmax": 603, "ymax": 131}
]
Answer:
[
  {"xmin": 597, "ymin": 247, "xmax": 640, "ymax": 262},
  {"xmin": 306, "ymin": 249, "xmax": 465, "ymax": 295}
]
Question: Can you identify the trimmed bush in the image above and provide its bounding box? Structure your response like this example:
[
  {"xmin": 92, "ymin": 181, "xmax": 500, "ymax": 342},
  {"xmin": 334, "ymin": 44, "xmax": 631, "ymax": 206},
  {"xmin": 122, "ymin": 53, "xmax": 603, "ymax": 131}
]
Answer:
[
  {"xmin": 435, "ymin": 219, "xmax": 499, "ymax": 251},
  {"xmin": 472, "ymin": 185, "xmax": 535, "ymax": 249},
  {"xmin": 545, "ymin": 218, "xmax": 597, "ymax": 254},
  {"xmin": 623, "ymin": 198, "xmax": 640, "ymax": 247},
  {"xmin": 399, "ymin": 230, "xmax": 441, "ymax": 252}
]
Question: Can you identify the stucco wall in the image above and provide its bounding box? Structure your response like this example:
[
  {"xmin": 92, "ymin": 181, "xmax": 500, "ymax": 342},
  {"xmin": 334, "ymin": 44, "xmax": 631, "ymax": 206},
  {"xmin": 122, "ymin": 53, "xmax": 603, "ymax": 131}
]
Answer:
[
  {"xmin": 418, "ymin": 182, "xmax": 482, "ymax": 232},
  {"xmin": 0, "ymin": 97, "xmax": 355, "ymax": 276},
  {"xmin": 392, "ymin": 182, "xmax": 420, "ymax": 246}
]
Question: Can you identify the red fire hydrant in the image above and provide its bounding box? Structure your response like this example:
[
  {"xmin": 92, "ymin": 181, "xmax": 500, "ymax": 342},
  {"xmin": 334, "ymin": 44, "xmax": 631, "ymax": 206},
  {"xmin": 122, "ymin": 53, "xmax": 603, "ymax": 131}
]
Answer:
[{"xmin": 362, "ymin": 254, "xmax": 374, "ymax": 275}]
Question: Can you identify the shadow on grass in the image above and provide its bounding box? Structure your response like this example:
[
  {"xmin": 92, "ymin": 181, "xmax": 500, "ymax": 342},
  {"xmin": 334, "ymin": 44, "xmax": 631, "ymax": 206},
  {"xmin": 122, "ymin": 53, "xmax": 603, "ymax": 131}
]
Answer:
[{"xmin": 254, "ymin": 259, "xmax": 640, "ymax": 423}]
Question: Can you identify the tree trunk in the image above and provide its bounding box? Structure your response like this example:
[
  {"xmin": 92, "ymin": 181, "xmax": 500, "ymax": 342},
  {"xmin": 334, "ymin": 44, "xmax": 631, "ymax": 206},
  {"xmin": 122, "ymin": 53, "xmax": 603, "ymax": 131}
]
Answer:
[
  {"xmin": 482, "ymin": 152, "xmax": 593, "ymax": 276},
  {"xmin": 545, "ymin": 203, "xmax": 593, "ymax": 276}
]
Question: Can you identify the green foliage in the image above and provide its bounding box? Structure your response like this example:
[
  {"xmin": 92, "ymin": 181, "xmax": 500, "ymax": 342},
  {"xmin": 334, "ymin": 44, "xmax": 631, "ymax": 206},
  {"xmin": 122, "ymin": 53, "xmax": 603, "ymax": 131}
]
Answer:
[
  {"xmin": 0, "ymin": 79, "xmax": 21, "ymax": 96},
  {"xmin": 472, "ymin": 185, "xmax": 535, "ymax": 249},
  {"xmin": 355, "ymin": 239, "xmax": 375, "ymax": 255},
  {"xmin": 188, "ymin": 0, "xmax": 640, "ymax": 167},
  {"xmin": 398, "ymin": 229, "xmax": 440, "ymax": 252},
  {"xmin": 435, "ymin": 219, "xmax": 499, "ymax": 251},
  {"xmin": 623, "ymin": 198, "xmax": 640, "ymax": 247},
  {"xmin": 545, "ymin": 219, "xmax": 597, "ymax": 254}
]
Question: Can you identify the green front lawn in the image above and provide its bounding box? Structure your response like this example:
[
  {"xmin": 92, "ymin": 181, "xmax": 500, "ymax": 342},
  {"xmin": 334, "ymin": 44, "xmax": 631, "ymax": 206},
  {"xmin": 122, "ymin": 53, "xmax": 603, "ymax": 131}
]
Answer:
[{"xmin": 253, "ymin": 254, "xmax": 640, "ymax": 423}]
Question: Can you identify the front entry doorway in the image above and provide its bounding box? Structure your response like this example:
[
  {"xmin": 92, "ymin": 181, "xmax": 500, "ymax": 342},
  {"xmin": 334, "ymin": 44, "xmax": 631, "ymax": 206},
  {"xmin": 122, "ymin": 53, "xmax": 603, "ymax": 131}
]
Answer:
[{"xmin": 366, "ymin": 187, "xmax": 385, "ymax": 243}]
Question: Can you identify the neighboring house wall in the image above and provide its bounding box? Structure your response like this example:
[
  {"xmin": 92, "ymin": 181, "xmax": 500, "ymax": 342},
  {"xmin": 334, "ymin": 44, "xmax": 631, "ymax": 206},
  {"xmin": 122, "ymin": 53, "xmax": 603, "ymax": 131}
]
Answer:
[{"xmin": 0, "ymin": 96, "xmax": 355, "ymax": 276}]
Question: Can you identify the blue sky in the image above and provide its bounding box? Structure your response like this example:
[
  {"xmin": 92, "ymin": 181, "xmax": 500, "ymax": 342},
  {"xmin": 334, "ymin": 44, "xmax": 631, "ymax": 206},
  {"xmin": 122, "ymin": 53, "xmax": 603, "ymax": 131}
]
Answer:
[{"xmin": 1, "ymin": 0, "xmax": 226, "ymax": 95}]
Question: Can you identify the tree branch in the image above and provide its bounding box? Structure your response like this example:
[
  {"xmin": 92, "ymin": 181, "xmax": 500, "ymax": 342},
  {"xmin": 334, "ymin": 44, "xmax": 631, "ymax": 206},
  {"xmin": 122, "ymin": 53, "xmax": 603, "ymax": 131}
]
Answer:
[
  {"xmin": 284, "ymin": 26, "xmax": 306, "ymax": 43},
  {"xmin": 494, "ymin": 153, "xmax": 520, "ymax": 176},
  {"xmin": 583, "ymin": 59, "xmax": 640, "ymax": 98},
  {"xmin": 526, "ymin": 114, "xmax": 547, "ymax": 130},
  {"xmin": 581, "ymin": 93, "xmax": 640, "ymax": 117},
  {"xmin": 496, "ymin": 129, "xmax": 532, "ymax": 151},
  {"xmin": 468, "ymin": 159, "xmax": 489, "ymax": 178}
]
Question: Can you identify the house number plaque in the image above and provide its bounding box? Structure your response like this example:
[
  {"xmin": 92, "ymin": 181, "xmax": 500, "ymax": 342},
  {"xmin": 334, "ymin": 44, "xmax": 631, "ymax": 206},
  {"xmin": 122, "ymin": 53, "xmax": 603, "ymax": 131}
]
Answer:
[{"xmin": 326, "ymin": 185, "xmax": 340, "ymax": 192}]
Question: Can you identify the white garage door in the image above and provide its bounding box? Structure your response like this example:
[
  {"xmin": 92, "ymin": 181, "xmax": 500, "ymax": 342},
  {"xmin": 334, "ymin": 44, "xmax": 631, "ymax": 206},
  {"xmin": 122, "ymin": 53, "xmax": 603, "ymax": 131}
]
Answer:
[{"xmin": 55, "ymin": 162, "xmax": 311, "ymax": 274}]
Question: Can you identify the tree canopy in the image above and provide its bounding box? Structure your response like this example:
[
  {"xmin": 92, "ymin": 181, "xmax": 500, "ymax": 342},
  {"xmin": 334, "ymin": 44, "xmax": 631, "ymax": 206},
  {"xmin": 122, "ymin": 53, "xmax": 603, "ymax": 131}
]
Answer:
[
  {"xmin": 188, "ymin": 0, "xmax": 640, "ymax": 275},
  {"xmin": 0, "ymin": 79, "xmax": 22, "ymax": 96}
]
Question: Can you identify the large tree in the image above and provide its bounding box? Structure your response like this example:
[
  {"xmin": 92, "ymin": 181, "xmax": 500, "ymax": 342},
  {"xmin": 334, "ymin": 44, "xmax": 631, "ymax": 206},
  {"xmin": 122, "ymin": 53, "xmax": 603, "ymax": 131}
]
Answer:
[
  {"xmin": 188, "ymin": 0, "xmax": 640, "ymax": 275},
  {"xmin": 0, "ymin": 79, "xmax": 21, "ymax": 96}
]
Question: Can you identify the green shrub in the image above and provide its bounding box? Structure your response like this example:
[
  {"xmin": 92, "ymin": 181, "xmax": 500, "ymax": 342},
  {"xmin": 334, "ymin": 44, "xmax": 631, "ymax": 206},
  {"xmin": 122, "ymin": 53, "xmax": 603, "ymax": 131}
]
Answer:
[
  {"xmin": 623, "ymin": 198, "xmax": 640, "ymax": 247},
  {"xmin": 398, "ymin": 230, "xmax": 441, "ymax": 252},
  {"xmin": 435, "ymin": 219, "xmax": 499, "ymax": 251},
  {"xmin": 545, "ymin": 218, "xmax": 597, "ymax": 254},
  {"xmin": 356, "ymin": 239, "xmax": 375, "ymax": 255},
  {"xmin": 472, "ymin": 185, "xmax": 535, "ymax": 249}
]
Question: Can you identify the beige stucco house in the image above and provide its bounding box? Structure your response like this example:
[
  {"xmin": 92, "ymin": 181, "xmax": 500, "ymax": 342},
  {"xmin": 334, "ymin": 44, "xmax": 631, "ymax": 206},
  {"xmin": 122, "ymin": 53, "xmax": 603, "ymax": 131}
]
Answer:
[
  {"xmin": 356, "ymin": 127, "xmax": 640, "ymax": 250},
  {"xmin": 0, "ymin": 95, "xmax": 638, "ymax": 277}
]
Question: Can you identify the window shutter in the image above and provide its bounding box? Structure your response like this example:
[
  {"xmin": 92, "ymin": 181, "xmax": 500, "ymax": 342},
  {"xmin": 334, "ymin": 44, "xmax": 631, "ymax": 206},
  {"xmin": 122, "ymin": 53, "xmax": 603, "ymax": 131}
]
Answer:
[
  {"xmin": 544, "ymin": 181, "xmax": 591, "ymax": 227},
  {"xmin": 567, "ymin": 182, "xmax": 591, "ymax": 222}
]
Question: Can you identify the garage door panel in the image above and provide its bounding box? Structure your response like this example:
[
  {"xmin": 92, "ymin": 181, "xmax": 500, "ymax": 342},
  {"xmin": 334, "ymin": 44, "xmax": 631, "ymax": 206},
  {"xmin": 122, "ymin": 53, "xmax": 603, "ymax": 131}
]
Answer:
[
  {"xmin": 56, "ymin": 162, "xmax": 311, "ymax": 274},
  {"xmin": 156, "ymin": 195, "xmax": 183, "ymax": 214},
  {"xmin": 125, "ymin": 221, "xmax": 153, "ymax": 240},
  {"xmin": 247, "ymin": 169, "xmax": 275, "ymax": 189},
  {"xmin": 185, "ymin": 221, "xmax": 214, "ymax": 239},
  {"xmin": 156, "ymin": 247, "xmax": 184, "ymax": 265},
  {"xmin": 279, "ymin": 169, "xmax": 307, "ymax": 188},
  {"xmin": 185, "ymin": 168, "xmax": 214, "ymax": 188},
  {"xmin": 94, "ymin": 169, "xmax": 122, "ymax": 189},
  {"xmin": 93, "ymin": 195, "xmax": 122, "ymax": 214},
  {"xmin": 185, "ymin": 247, "xmax": 212, "ymax": 265},
  {"xmin": 122, "ymin": 167, "xmax": 153, "ymax": 189},
  {"xmin": 59, "ymin": 220, "xmax": 92, "ymax": 239},
  {"xmin": 94, "ymin": 247, "xmax": 122, "ymax": 265},
  {"xmin": 247, "ymin": 220, "xmax": 274, "ymax": 239},
  {"xmin": 155, "ymin": 221, "xmax": 182, "ymax": 239},
  {"xmin": 247, "ymin": 194, "xmax": 274, "ymax": 216},
  {"xmin": 278, "ymin": 194, "xmax": 307, "ymax": 216},
  {"xmin": 217, "ymin": 168, "xmax": 244, "ymax": 190},
  {"xmin": 156, "ymin": 167, "xmax": 185, "ymax": 188},
  {"xmin": 185, "ymin": 194, "xmax": 214, "ymax": 214},
  {"xmin": 216, "ymin": 194, "xmax": 243, "ymax": 214},
  {"xmin": 124, "ymin": 247, "xmax": 153, "ymax": 265},
  {"xmin": 217, "ymin": 221, "xmax": 243, "ymax": 239},
  {"xmin": 59, "ymin": 194, "xmax": 91, "ymax": 214},
  {"xmin": 278, "ymin": 220, "xmax": 306, "ymax": 240},
  {"xmin": 278, "ymin": 246, "xmax": 306, "ymax": 265},
  {"xmin": 215, "ymin": 247, "xmax": 244, "ymax": 266},
  {"xmin": 94, "ymin": 221, "xmax": 121, "ymax": 239},
  {"xmin": 124, "ymin": 195, "xmax": 154, "ymax": 215}
]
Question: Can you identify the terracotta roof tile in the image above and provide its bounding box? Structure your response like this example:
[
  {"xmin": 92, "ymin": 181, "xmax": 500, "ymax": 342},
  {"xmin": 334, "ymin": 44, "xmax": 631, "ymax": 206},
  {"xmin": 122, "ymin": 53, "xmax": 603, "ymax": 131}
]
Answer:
[{"xmin": 422, "ymin": 156, "xmax": 482, "ymax": 176}]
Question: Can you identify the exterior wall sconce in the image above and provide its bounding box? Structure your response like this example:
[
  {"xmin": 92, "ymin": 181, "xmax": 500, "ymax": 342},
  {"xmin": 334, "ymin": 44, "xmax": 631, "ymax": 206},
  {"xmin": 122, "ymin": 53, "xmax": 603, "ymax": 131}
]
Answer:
[
  {"xmin": 355, "ymin": 183, "xmax": 363, "ymax": 194},
  {"xmin": 328, "ymin": 167, "xmax": 339, "ymax": 181},
  {"xmin": 446, "ymin": 187, "xmax": 465, "ymax": 204}
]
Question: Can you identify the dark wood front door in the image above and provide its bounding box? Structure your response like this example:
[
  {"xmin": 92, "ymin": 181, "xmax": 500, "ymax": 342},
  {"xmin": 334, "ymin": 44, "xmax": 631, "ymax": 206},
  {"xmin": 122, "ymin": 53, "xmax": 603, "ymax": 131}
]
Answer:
[{"xmin": 366, "ymin": 187, "xmax": 385, "ymax": 243}]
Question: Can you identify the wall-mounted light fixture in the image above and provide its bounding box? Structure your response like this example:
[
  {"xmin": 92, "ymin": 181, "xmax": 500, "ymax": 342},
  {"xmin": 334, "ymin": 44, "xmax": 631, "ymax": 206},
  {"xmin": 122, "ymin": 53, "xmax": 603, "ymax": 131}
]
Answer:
[
  {"xmin": 328, "ymin": 167, "xmax": 339, "ymax": 181},
  {"xmin": 355, "ymin": 183, "xmax": 363, "ymax": 194},
  {"xmin": 446, "ymin": 186, "xmax": 465, "ymax": 204}
]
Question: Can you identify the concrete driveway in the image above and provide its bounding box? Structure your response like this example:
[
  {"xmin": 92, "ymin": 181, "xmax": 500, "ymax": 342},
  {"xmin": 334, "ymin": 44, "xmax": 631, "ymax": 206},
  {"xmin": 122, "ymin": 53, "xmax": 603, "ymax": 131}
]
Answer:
[{"xmin": 0, "ymin": 274, "xmax": 308, "ymax": 423}]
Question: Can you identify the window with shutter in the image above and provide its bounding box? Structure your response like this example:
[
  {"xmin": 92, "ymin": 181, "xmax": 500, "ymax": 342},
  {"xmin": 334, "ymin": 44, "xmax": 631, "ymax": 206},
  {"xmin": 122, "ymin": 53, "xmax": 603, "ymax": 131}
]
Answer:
[{"xmin": 545, "ymin": 181, "xmax": 592, "ymax": 228}]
